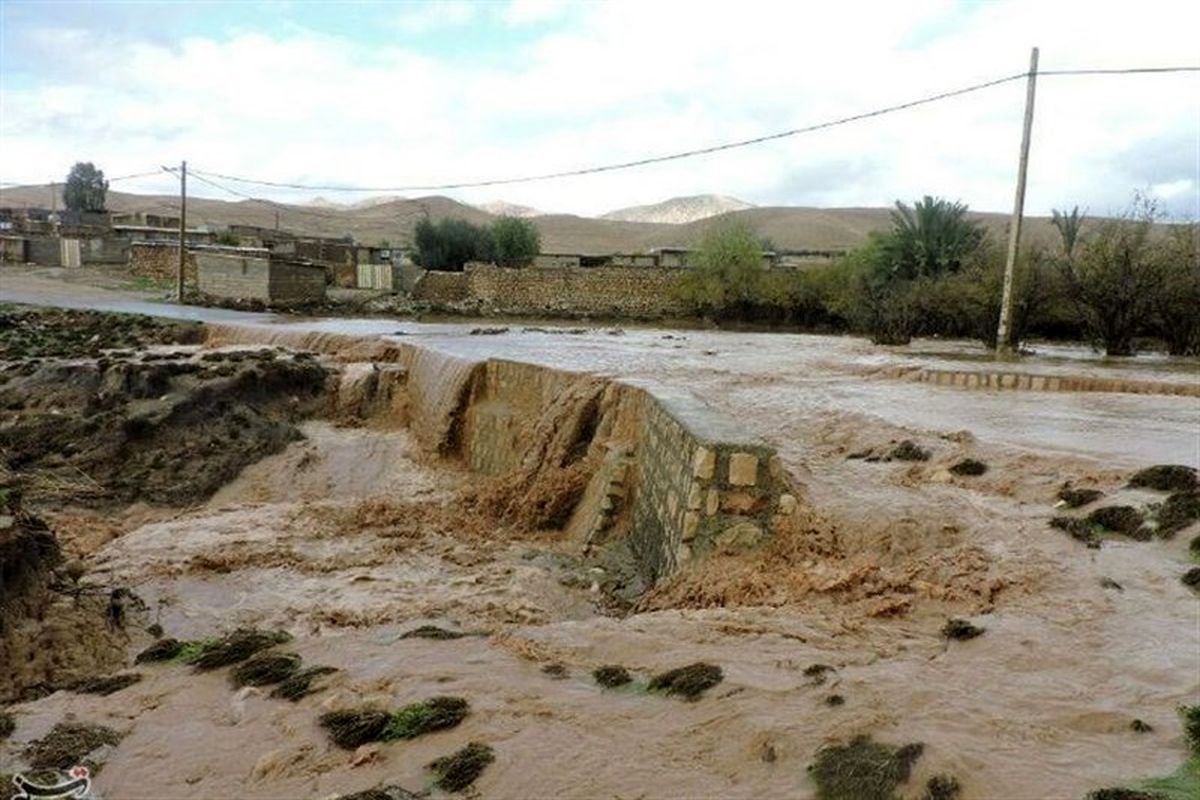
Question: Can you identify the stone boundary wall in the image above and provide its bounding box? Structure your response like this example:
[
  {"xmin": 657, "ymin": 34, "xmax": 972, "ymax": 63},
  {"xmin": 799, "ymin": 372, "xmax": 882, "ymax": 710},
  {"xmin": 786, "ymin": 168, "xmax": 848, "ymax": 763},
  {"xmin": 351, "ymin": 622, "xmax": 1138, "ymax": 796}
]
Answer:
[
  {"xmin": 411, "ymin": 262, "xmax": 691, "ymax": 318},
  {"xmin": 129, "ymin": 242, "xmax": 198, "ymax": 282},
  {"xmin": 886, "ymin": 365, "xmax": 1199, "ymax": 398},
  {"xmin": 202, "ymin": 324, "xmax": 796, "ymax": 586}
]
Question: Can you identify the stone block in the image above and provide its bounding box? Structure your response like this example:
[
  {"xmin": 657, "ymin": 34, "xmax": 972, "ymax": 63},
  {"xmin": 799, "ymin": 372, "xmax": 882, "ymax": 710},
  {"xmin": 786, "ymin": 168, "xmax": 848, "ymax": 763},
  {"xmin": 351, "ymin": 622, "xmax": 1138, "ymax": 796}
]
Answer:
[
  {"xmin": 692, "ymin": 446, "xmax": 715, "ymax": 479},
  {"xmin": 682, "ymin": 511, "xmax": 700, "ymax": 541},
  {"xmin": 728, "ymin": 452, "xmax": 758, "ymax": 486},
  {"xmin": 778, "ymin": 493, "xmax": 797, "ymax": 516},
  {"xmin": 705, "ymin": 489, "xmax": 720, "ymax": 516}
]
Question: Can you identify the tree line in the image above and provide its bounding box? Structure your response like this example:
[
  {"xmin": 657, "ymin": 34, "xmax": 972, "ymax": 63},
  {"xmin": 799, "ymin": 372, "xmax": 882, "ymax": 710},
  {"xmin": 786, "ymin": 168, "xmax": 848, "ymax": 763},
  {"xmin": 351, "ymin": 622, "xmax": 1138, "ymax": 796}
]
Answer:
[
  {"xmin": 678, "ymin": 195, "xmax": 1199, "ymax": 356},
  {"xmin": 413, "ymin": 216, "xmax": 541, "ymax": 271}
]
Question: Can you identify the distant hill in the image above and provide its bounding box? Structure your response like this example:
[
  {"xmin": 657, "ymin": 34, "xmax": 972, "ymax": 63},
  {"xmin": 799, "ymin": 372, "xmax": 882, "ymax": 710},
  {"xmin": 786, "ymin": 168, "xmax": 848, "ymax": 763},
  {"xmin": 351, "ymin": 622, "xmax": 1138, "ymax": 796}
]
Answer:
[
  {"xmin": 601, "ymin": 194, "xmax": 756, "ymax": 224},
  {"xmin": 0, "ymin": 183, "xmax": 1064, "ymax": 253},
  {"xmin": 476, "ymin": 200, "xmax": 544, "ymax": 218}
]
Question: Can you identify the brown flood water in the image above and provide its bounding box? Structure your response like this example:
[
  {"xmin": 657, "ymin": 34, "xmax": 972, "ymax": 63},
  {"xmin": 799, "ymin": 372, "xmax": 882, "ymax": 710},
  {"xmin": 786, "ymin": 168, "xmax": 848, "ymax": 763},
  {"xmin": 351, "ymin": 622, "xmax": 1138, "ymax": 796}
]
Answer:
[{"xmin": 1, "ymin": 279, "xmax": 1198, "ymax": 799}]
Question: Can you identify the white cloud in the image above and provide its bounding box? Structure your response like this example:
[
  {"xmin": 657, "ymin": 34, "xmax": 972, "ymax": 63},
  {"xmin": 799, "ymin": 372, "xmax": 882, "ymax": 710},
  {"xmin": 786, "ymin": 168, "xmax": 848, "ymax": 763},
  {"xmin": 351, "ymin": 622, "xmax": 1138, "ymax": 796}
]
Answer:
[
  {"xmin": 1, "ymin": 0, "xmax": 1197, "ymax": 218},
  {"xmin": 504, "ymin": 0, "xmax": 568, "ymax": 26},
  {"xmin": 392, "ymin": 0, "xmax": 477, "ymax": 33}
]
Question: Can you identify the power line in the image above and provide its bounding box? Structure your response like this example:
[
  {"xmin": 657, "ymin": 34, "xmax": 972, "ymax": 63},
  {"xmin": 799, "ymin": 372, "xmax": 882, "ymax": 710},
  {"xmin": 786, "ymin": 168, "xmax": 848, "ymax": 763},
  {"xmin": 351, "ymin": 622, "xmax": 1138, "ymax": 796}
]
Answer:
[
  {"xmin": 189, "ymin": 64, "xmax": 1199, "ymax": 194},
  {"xmin": 165, "ymin": 166, "xmax": 351, "ymax": 224}
]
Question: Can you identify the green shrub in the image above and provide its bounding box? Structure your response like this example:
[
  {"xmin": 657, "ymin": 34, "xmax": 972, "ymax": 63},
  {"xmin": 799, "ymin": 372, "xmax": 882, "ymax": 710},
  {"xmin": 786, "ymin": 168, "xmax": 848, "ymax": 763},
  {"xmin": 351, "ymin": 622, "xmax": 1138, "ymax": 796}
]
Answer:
[{"xmin": 491, "ymin": 216, "xmax": 540, "ymax": 268}]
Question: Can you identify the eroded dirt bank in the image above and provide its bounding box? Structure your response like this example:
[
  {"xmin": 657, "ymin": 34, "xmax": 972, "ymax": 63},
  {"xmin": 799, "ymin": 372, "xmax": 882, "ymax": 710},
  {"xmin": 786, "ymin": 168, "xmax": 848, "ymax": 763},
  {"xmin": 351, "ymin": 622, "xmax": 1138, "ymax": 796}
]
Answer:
[{"xmin": 1, "ymin": 307, "xmax": 1197, "ymax": 800}]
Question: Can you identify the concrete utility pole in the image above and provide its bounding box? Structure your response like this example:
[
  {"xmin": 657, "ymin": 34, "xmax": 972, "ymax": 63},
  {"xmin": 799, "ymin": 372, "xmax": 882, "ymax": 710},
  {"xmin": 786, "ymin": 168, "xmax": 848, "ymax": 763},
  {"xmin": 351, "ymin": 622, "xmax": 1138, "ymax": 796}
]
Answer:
[
  {"xmin": 177, "ymin": 160, "xmax": 187, "ymax": 302},
  {"xmin": 996, "ymin": 47, "xmax": 1039, "ymax": 355}
]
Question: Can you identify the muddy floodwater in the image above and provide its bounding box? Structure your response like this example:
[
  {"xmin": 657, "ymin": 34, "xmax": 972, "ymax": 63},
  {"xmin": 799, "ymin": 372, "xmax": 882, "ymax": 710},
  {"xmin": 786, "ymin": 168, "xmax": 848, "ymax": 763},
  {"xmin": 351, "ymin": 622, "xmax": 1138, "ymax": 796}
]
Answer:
[{"xmin": 0, "ymin": 280, "xmax": 1198, "ymax": 800}]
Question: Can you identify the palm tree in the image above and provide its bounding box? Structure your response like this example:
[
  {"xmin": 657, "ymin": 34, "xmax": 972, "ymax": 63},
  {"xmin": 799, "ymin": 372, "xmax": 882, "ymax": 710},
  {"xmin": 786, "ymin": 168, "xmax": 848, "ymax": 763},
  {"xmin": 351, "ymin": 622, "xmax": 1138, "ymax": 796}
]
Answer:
[
  {"xmin": 881, "ymin": 196, "xmax": 986, "ymax": 280},
  {"xmin": 1050, "ymin": 206, "xmax": 1087, "ymax": 260}
]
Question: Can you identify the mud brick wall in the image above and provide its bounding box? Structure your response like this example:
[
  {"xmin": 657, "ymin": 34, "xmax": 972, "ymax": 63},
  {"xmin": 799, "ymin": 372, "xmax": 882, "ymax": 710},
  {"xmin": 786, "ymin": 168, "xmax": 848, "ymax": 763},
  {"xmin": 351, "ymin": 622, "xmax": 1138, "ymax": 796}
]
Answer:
[
  {"xmin": 196, "ymin": 253, "xmax": 325, "ymax": 303},
  {"xmin": 25, "ymin": 236, "xmax": 60, "ymax": 266},
  {"xmin": 81, "ymin": 236, "xmax": 130, "ymax": 265},
  {"xmin": 0, "ymin": 236, "xmax": 27, "ymax": 263},
  {"xmin": 129, "ymin": 243, "xmax": 197, "ymax": 282}
]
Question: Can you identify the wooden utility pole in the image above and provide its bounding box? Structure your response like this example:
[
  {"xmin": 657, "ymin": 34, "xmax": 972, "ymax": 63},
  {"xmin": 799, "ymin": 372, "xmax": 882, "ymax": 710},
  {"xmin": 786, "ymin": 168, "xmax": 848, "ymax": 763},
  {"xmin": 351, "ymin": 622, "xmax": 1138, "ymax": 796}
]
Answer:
[
  {"xmin": 996, "ymin": 47, "xmax": 1039, "ymax": 355},
  {"xmin": 177, "ymin": 160, "xmax": 187, "ymax": 302}
]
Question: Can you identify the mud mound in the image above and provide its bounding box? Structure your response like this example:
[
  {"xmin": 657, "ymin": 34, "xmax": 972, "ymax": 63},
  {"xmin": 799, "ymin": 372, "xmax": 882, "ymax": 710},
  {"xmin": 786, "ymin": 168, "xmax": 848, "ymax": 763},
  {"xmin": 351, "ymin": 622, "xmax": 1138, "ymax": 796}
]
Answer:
[
  {"xmin": 0, "ymin": 351, "xmax": 330, "ymax": 507},
  {"xmin": 0, "ymin": 304, "xmax": 202, "ymax": 359}
]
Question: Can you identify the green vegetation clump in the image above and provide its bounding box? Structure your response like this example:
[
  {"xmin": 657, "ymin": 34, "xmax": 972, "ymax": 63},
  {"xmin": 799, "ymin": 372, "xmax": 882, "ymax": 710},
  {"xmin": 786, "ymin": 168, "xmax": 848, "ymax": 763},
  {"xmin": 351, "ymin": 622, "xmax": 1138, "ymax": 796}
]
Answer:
[
  {"xmin": 319, "ymin": 708, "xmax": 392, "ymax": 750},
  {"xmin": 69, "ymin": 673, "xmax": 142, "ymax": 696},
  {"xmin": 24, "ymin": 722, "xmax": 123, "ymax": 771},
  {"xmin": 381, "ymin": 696, "xmax": 469, "ymax": 741},
  {"xmin": 134, "ymin": 638, "xmax": 185, "ymax": 663},
  {"xmin": 0, "ymin": 710, "xmax": 14, "ymax": 740},
  {"xmin": 1087, "ymin": 790, "xmax": 1166, "ymax": 800},
  {"xmin": 1129, "ymin": 465, "xmax": 1197, "ymax": 492},
  {"xmin": 64, "ymin": 162, "xmax": 108, "ymax": 212},
  {"xmin": 593, "ymin": 665, "xmax": 632, "ymax": 688},
  {"xmin": 334, "ymin": 786, "xmax": 421, "ymax": 800},
  {"xmin": 1156, "ymin": 491, "xmax": 1200, "ymax": 537},
  {"xmin": 1189, "ymin": 535, "xmax": 1200, "ymax": 560},
  {"xmin": 924, "ymin": 774, "xmax": 962, "ymax": 800},
  {"xmin": 186, "ymin": 628, "xmax": 291, "ymax": 670},
  {"xmin": 1058, "ymin": 487, "xmax": 1104, "ymax": 508},
  {"xmin": 1087, "ymin": 506, "xmax": 1147, "ymax": 537},
  {"xmin": 399, "ymin": 625, "xmax": 468, "ymax": 641},
  {"xmin": 942, "ymin": 618, "xmax": 985, "ymax": 641},
  {"xmin": 1180, "ymin": 568, "xmax": 1200, "ymax": 593},
  {"xmin": 890, "ymin": 441, "xmax": 930, "ymax": 462},
  {"xmin": 491, "ymin": 216, "xmax": 541, "ymax": 268},
  {"xmin": 428, "ymin": 742, "xmax": 495, "ymax": 793},
  {"xmin": 949, "ymin": 458, "xmax": 987, "ymax": 476},
  {"xmin": 808, "ymin": 735, "xmax": 924, "ymax": 800},
  {"xmin": 1050, "ymin": 516, "xmax": 1102, "ymax": 548},
  {"xmin": 648, "ymin": 662, "xmax": 723, "ymax": 701},
  {"xmin": 1181, "ymin": 705, "xmax": 1200, "ymax": 755},
  {"xmin": 231, "ymin": 652, "xmax": 302, "ymax": 687},
  {"xmin": 272, "ymin": 666, "xmax": 338, "ymax": 702}
]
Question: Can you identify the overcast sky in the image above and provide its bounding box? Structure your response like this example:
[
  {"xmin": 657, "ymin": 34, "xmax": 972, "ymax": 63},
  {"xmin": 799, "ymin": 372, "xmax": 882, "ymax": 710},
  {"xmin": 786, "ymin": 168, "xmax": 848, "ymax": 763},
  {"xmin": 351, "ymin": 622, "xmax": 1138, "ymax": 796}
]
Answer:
[{"xmin": 2, "ymin": 0, "xmax": 1197, "ymax": 217}]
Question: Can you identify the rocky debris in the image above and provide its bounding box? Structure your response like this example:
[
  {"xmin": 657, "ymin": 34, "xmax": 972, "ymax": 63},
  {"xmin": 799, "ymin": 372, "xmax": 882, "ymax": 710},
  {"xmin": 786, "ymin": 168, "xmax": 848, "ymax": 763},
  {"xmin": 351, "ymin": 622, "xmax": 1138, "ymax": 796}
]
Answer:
[
  {"xmin": 1087, "ymin": 506, "xmax": 1149, "ymax": 539},
  {"xmin": 428, "ymin": 742, "xmax": 495, "ymax": 793},
  {"xmin": 647, "ymin": 662, "xmax": 723, "ymax": 701},
  {"xmin": 1182, "ymin": 568, "xmax": 1200, "ymax": 593},
  {"xmin": 399, "ymin": 625, "xmax": 469, "ymax": 641},
  {"xmin": 0, "ymin": 304, "xmax": 201, "ymax": 359},
  {"xmin": 1050, "ymin": 516, "xmax": 1101, "ymax": 548},
  {"xmin": 0, "ymin": 710, "xmax": 14, "ymax": 740},
  {"xmin": 924, "ymin": 774, "xmax": 962, "ymax": 800},
  {"xmin": 890, "ymin": 441, "xmax": 931, "ymax": 462},
  {"xmin": 1156, "ymin": 490, "xmax": 1200, "ymax": 537}
]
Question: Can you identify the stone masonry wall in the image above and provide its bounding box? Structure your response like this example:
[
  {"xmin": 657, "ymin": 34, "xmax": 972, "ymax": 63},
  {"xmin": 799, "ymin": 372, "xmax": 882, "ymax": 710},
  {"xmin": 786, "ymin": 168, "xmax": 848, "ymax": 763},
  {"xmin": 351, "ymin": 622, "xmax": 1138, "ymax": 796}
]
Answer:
[
  {"xmin": 196, "ymin": 252, "xmax": 273, "ymax": 301},
  {"xmin": 411, "ymin": 263, "xmax": 690, "ymax": 318},
  {"xmin": 268, "ymin": 260, "xmax": 327, "ymax": 303},
  {"xmin": 129, "ymin": 243, "xmax": 197, "ymax": 283}
]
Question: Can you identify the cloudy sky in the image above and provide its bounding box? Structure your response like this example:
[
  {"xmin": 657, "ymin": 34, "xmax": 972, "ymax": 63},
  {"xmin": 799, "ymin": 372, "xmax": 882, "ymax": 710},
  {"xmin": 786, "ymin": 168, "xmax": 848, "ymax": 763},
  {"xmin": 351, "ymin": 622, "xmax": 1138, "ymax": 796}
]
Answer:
[{"xmin": 1, "ymin": 0, "xmax": 1197, "ymax": 217}]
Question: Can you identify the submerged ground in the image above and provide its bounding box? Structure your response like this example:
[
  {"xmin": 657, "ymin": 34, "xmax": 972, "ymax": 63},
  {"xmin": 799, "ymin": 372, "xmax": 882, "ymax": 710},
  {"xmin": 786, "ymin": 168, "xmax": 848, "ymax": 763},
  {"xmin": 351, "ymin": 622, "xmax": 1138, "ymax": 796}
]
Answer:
[{"xmin": 0, "ymin": 272, "xmax": 1197, "ymax": 800}]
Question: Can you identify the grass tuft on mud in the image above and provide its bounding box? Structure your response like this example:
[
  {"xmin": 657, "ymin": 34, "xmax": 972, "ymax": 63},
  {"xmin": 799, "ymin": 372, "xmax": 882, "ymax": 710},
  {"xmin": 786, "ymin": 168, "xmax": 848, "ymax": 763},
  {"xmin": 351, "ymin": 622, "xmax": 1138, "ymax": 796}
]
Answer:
[
  {"xmin": 186, "ymin": 628, "xmax": 291, "ymax": 670},
  {"xmin": 399, "ymin": 625, "xmax": 468, "ymax": 640},
  {"xmin": 1087, "ymin": 506, "xmax": 1148, "ymax": 538},
  {"xmin": 648, "ymin": 662, "xmax": 723, "ymax": 701},
  {"xmin": 24, "ymin": 722, "xmax": 123, "ymax": 772},
  {"xmin": 1128, "ymin": 465, "xmax": 1198, "ymax": 493},
  {"xmin": 1050, "ymin": 515, "xmax": 1102, "ymax": 547},
  {"xmin": 381, "ymin": 696, "xmax": 469, "ymax": 741},
  {"xmin": 428, "ymin": 742, "xmax": 495, "ymax": 793},
  {"xmin": 593, "ymin": 665, "xmax": 632, "ymax": 688},
  {"xmin": 272, "ymin": 666, "xmax": 338, "ymax": 702},
  {"xmin": 1156, "ymin": 491, "xmax": 1200, "ymax": 537},
  {"xmin": 231, "ymin": 652, "xmax": 302, "ymax": 687},
  {"xmin": 949, "ymin": 458, "xmax": 987, "ymax": 476},
  {"xmin": 0, "ymin": 710, "xmax": 13, "ymax": 740},
  {"xmin": 1058, "ymin": 486, "xmax": 1104, "ymax": 508},
  {"xmin": 924, "ymin": 774, "xmax": 962, "ymax": 800},
  {"xmin": 1182, "ymin": 569, "xmax": 1200, "ymax": 593},
  {"xmin": 808, "ymin": 735, "xmax": 924, "ymax": 800},
  {"xmin": 942, "ymin": 618, "xmax": 985, "ymax": 641},
  {"xmin": 890, "ymin": 441, "xmax": 930, "ymax": 462},
  {"xmin": 1183, "ymin": 705, "xmax": 1200, "ymax": 756},
  {"xmin": 69, "ymin": 673, "xmax": 142, "ymax": 696},
  {"xmin": 134, "ymin": 638, "xmax": 185, "ymax": 663},
  {"xmin": 319, "ymin": 708, "xmax": 393, "ymax": 750}
]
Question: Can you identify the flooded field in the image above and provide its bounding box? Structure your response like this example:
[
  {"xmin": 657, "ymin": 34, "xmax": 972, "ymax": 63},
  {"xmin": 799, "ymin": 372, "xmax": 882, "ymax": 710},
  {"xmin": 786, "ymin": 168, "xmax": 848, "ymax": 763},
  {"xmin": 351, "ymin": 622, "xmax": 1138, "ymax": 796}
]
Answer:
[{"xmin": 0, "ymin": 286, "xmax": 1198, "ymax": 799}]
